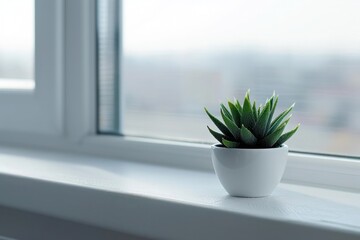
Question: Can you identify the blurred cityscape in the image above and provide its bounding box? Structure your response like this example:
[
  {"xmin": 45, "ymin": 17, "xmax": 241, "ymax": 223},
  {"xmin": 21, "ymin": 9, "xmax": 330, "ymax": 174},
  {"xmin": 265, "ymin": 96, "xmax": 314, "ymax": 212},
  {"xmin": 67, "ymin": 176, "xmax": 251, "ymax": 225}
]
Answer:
[
  {"xmin": 123, "ymin": 51, "xmax": 360, "ymax": 157},
  {"xmin": 2, "ymin": 48, "xmax": 358, "ymax": 156},
  {"xmin": 0, "ymin": 0, "xmax": 359, "ymax": 157},
  {"xmin": 121, "ymin": 0, "xmax": 360, "ymax": 157}
]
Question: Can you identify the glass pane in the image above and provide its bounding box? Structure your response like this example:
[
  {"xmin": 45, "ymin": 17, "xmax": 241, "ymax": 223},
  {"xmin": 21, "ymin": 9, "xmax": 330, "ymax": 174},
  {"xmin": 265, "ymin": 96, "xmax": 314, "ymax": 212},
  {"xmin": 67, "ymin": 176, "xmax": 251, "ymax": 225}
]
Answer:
[
  {"xmin": 0, "ymin": 0, "xmax": 34, "ymax": 89},
  {"xmin": 122, "ymin": 0, "xmax": 360, "ymax": 157}
]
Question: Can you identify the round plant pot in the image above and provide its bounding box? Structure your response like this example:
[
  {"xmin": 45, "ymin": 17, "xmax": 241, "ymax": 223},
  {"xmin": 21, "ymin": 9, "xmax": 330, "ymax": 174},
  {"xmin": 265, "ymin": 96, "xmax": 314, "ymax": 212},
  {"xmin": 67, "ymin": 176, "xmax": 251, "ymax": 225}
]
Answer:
[{"xmin": 211, "ymin": 144, "xmax": 288, "ymax": 197}]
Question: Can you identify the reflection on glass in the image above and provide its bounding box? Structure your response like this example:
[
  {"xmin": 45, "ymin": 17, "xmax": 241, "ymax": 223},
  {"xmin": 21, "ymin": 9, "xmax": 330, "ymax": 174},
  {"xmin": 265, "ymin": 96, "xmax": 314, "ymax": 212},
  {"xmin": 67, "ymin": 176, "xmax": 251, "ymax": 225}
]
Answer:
[
  {"xmin": 122, "ymin": 0, "xmax": 360, "ymax": 157},
  {"xmin": 0, "ymin": 0, "xmax": 34, "ymax": 89}
]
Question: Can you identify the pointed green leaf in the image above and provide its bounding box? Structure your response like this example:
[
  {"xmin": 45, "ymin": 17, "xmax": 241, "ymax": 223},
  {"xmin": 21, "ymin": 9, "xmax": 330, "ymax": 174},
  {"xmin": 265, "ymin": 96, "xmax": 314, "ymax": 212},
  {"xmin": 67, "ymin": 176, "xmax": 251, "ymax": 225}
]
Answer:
[
  {"xmin": 252, "ymin": 101, "xmax": 258, "ymax": 122},
  {"xmin": 258, "ymin": 104, "xmax": 262, "ymax": 117},
  {"xmin": 222, "ymin": 138, "xmax": 242, "ymax": 148},
  {"xmin": 269, "ymin": 92, "xmax": 275, "ymax": 109},
  {"xmin": 221, "ymin": 110, "xmax": 241, "ymax": 140},
  {"xmin": 228, "ymin": 101, "xmax": 241, "ymax": 127},
  {"xmin": 268, "ymin": 103, "xmax": 294, "ymax": 134},
  {"xmin": 207, "ymin": 126, "xmax": 225, "ymax": 144},
  {"xmin": 260, "ymin": 118, "xmax": 289, "ymax": 147},
  {"xmin": 274, "ymin": 124, "xmax": 300, "ymax": 147},
  {"xmin": 242, "ymin": 91, "xmax": 255, "ymax": 130},
  {"xmin": 204, "ymin": 108, "xmax": 233, "ymax": 137},
  {"xmin": 267, "ymin": 96, "xmax": 278, "ymax": 131},
  {"xmin": 267, "ymin": 95, "xmax": 274, "ymax": 116},
  {"xmin": 240, "ymin": 125, "xmax": 257, "ymax": 146},
  {"xmin": 235, "ymin": 98, "xmax": 243, "ymax": 115},
  {"xmin": 253, "ymin": 101, "xmax": 271, "ymax": 138},
  {"xmin": 221, "ymin": 103, "xmax": 233, "ymax": 120}
]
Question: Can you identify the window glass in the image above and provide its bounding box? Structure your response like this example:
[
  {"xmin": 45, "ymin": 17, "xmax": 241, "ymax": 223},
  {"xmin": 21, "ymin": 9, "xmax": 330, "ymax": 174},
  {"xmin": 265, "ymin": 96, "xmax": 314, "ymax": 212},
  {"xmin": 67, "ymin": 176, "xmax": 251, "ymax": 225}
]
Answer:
[
  {"xmin": 121, "ymin": 0, "xmax": 360, "ymax": 157},
  {"xmin": 0, "ymin": 0, "xmax": 34, "ymax": 89}
]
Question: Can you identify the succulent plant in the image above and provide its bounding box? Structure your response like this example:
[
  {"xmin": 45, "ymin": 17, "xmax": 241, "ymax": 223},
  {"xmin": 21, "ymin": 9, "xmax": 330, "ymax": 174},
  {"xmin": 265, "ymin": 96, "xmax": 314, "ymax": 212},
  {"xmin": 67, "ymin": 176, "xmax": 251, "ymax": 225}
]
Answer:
[{"xmin": 205, "ymin": 90, "xmax": 299, "ymax": 148}]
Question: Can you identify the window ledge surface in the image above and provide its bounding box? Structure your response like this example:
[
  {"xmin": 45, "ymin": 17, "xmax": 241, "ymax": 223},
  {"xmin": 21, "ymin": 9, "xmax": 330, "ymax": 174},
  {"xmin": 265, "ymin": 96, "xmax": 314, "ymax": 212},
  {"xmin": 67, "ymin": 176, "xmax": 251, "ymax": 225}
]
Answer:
[{"xmin": 0, "ymin": 146, "xmax": 359, "ymax": 240}]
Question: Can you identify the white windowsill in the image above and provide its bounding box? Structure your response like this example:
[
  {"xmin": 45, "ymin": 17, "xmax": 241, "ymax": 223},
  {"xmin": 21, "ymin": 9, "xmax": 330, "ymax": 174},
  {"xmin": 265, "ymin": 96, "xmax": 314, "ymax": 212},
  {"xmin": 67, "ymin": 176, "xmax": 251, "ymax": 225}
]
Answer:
[{"xmin": 0, "ymin": 146, "xmax": 359, "ymax": 240}]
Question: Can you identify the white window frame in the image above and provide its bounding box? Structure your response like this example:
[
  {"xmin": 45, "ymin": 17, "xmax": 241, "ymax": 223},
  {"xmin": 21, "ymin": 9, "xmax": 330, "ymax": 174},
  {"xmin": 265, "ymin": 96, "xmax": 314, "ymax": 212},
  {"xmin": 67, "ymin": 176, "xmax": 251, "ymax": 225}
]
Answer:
[
  {"xmin": 0, "ymin": 0, "xmax": 358, "ymax": 192},
  {"xmin": 0, "ymin": 0, "xmax": 63, "ymax": 135}
]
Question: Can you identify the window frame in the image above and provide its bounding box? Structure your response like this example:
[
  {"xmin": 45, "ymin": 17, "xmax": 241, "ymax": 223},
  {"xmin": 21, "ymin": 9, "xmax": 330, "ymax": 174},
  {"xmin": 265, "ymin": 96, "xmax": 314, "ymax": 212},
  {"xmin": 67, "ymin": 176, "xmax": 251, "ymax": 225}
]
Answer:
[
  {"xmin": 0, "ymin": 0, "xmax": 63, "ymax": 135},
  {"xmin": 92, "ymin": 0, "xmax": 360, "ymax": 191},
  {"xmin": 0, "ymin": 0, "xmax": 358, "ymax": 193}
]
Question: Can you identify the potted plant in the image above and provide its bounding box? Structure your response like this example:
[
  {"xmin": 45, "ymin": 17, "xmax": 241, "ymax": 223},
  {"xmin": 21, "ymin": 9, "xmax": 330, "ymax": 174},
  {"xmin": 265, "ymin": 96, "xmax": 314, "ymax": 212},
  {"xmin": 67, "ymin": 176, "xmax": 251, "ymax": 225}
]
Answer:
[{"xmin": 205, "ymin": 90, "xmax": 299, "ymax": 197}]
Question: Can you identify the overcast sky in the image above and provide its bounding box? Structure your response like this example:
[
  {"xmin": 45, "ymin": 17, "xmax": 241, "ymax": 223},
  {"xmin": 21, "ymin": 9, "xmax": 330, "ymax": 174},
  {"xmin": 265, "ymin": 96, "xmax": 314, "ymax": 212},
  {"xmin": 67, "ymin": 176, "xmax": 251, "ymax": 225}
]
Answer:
[
  {"xmin": 0, "ymin": 0, "xmax": 34, "ymax": 52},
  {"xmin": 0, "ymin": 0, "xmax": 359, "ymax": 55},
  {"xmin": 124, "ymin": 0, "xmax": 360, "ymax": 55}
]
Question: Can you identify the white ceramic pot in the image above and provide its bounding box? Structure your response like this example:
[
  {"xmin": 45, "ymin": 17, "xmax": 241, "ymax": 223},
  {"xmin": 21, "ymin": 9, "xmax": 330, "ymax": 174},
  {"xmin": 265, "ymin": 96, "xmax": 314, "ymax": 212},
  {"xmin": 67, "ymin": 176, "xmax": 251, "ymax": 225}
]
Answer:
[{"xmin": 211, "ymin": 144, "xmax": 288, "ymax": 197}]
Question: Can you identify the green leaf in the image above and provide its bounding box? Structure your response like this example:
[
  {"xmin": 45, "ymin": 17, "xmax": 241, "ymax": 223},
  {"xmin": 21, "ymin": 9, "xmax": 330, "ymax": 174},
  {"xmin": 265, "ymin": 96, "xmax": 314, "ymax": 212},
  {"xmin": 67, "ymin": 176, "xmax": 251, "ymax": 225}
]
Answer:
[
  {"xmin": 268, "ymin": 103, "xmax": 294, "ymax": 134},
  {"xmin": 221, "ymin": 103, "xmax": 233, "ymax": 120},
  {"xmin": 260, "ymin": 118, "xmax": 289, "ymax": 147},
  {"xmin": 240, "ymin": 125, "xmax": 257, "ymax": 146},
  {"xmin": 221, "ymin": 110, "xmax": 241, "ymax": 140},
  {"xmin": 277, "ymin": 117, "xmax": 290, "ymax": 130},
  {"xmin": 207, "ymin": 126, "xmax": 226, "ymax": 144},
  {"xmin": 253, "ymin": 101, "xmax": 271, "ymax": 138},
  {"xmin": 252, "ymin": 101, "xmax": 258, "ymax": 122},
  {"xmin": 235, "ymin": 98, "xmax": 243, "ymax": 115},
  {"xmin": 222, "ymin": 138, "xmax": 242, "ymax": 148},
  {"xmin": 274, "ymin": 124, "xmax": 300, "ymax": 147},
  {"xmin": 257, "ymin": 104, "xmax": 262, "ymax": 117},
  {"xmin": 267, "ymin": 95, "xmax": 278, "ymax": 131},
  {"xmin": 228, "ymin": 101, "xmax": 241, "ymax": 127},
  {"xmin": 242, "ymin": 90, "xmax": 255, "ymax": 130},
  {"xmin": 204, "ymin": 108, "xmax": 233, "ymax": 137},
  {"xmin": 269, "ymin": 91, "xmax": 275, "ymax": 109}
]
